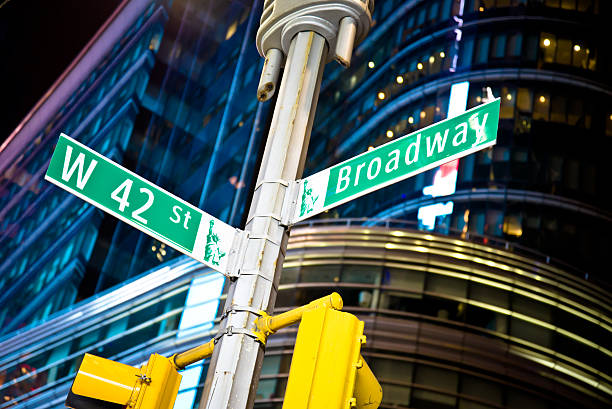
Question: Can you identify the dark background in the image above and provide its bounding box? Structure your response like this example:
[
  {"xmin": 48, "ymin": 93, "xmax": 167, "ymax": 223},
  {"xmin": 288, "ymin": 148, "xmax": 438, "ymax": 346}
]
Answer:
[{"xmin": 0, "ymin": 0, "xmax": 122, "ymax": 143}]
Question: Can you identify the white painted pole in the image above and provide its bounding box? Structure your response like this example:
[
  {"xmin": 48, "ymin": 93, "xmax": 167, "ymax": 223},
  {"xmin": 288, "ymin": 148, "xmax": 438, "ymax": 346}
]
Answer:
[{"xmin": 198, "ymin": 31, "xmax": 328, "ymax": 409}]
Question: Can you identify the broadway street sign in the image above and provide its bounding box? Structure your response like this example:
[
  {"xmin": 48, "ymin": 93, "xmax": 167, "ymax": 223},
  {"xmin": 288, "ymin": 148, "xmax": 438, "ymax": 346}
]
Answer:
[
  {"xmin": 290, "ymin": 98, "xmax": 500, "ymax": 224},
  {"xmin": 45, "ymin": 133, "xmax": 243, "ymax": 275}
]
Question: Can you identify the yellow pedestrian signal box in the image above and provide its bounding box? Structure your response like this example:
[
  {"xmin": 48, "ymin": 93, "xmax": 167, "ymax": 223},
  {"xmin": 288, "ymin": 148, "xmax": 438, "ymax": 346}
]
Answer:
[
  {"xmin": 282, "ymin": 308, "xmax": 382, "ymax": 409},
  {"xmin": 65, "ymin": 353, "xmax": 181, "ymax": 409}
]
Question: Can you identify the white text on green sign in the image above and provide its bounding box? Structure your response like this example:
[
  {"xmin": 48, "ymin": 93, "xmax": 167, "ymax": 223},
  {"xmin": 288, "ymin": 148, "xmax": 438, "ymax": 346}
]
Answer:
[
  {"xmin": 293, "ymin": 98, "xmax": 500, "ymax": 223},
  {"xmin": 45, "ymin": 133, "xmax": 239, "ymax": 275}
]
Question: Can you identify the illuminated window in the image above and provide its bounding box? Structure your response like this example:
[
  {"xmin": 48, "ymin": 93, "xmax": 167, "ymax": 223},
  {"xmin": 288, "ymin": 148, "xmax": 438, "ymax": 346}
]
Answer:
[
  {"xmin": 587, "ymin": 48, "xmax": 597, "ymax": 71},
  {"xmin": 572, "ymin": 44, "xmax": 588, "ymax": 68},
  {"xmin": 556, "ymin": 38, "xmax": 572, "ymax": 65},
  {"xmin": 541, "ymin": 33, "xmax": 556, "ymax": 63},
  {"xmin": 500, "ymin": 87, "xmax": 515, "ymax": 119},
  {"xmin": 534, "ymin": 93, "xmax": 550, "ymax": 121},
  {"xmin": 516, "ymin": 88, "xmax": 533, "ymax": 113},
  {"xmin": 561, "ymin": 0, "xmax": 576, "ymax": 9},
  {"xmin": 503, "ymin": 214, "xmax": 523, "ymax": 237},
  {"xmin": 420, "ymin": 106, "xmax": 435, "ymax": 125}
]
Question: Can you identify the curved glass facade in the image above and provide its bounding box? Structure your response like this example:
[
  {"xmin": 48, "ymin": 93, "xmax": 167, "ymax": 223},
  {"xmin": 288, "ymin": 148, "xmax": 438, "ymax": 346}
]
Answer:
[{"xmin": 254, "ymin": 224, "xmax": 612, "ymax": 409}]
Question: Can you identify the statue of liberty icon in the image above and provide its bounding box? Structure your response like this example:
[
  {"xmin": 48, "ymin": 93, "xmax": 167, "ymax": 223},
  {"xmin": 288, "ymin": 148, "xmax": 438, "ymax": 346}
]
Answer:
[
  {"xmin": 299, "ymin": 180, "xmax": 318, "ymax": 217},
  {"xmin": 204, "ymin": 220, "xmax": 225, "ymax": 266}
]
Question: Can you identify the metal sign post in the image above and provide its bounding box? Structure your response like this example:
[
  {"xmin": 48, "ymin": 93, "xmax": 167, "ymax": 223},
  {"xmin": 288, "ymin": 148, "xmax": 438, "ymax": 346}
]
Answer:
[
  {"xmin": 198, "ymin": 2, "xmax": 374, "ymax": 409},
  {"xmin": 198, "ymin": 30, "xmax": 328, "ymax": 409}
]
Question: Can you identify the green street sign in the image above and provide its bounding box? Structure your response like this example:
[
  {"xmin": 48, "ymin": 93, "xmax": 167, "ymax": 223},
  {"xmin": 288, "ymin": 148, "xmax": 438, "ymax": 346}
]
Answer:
[
  {"xmin": 292, "ymin": 98, "xmax": 500, "ymax": 224},
  {"xmin": 45, "ymin": 133, "xmax": 241, "ymax": 275}
]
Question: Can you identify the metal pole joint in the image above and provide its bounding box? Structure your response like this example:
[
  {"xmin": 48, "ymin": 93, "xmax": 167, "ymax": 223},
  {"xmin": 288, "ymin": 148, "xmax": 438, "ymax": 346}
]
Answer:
[
  {"xmin": 256, "ymin": 0, "xmax": 374, "ymax": 100},
  {"xmin": 170, "ymin": 339, "xmax": 216, "ymax": 370},
  {"xmin": 254, "ymin": 292, "xmax": 343, "ymax": 339}
]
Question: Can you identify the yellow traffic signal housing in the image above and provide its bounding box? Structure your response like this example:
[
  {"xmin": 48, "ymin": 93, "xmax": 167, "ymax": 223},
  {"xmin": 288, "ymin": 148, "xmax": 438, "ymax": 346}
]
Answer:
[
  {"xmin": 282, "ymin": 307, "xmax": 382, "ymax": 409},
  {"xmin": 66, "ymin": 353, "xmax": 181, "ymax": 409}
]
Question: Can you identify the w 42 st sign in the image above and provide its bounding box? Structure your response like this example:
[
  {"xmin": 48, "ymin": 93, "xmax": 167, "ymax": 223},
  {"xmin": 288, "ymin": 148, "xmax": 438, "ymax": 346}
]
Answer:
[
  {"xmin": 288, "ymin": 98, "xmax": 500, "ymax": 224},
  {"xmin": 45, "ymin": 134, "xmax": 244, "ymax": 275}
]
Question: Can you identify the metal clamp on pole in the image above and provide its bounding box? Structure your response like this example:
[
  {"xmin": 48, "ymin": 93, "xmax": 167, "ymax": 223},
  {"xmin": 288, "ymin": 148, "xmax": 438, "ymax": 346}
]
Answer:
[
  {"xmin": 214, "ymin": 326, "xmax": 268, "ymax": 346},
  {"xmin": 225, "ymin": 229, "xmax": 250, "ymax": 279},
  {"xmin": 221, "ymin": 305, "xmax": 264, "ymax": 321},
  {"xmin": 280, "ymin": 180, "xmax": 300, "ymax": 227}
]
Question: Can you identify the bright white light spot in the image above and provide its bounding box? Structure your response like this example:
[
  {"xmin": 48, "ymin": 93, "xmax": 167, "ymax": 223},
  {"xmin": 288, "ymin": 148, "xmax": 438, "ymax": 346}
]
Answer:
[
  {"xmin": 447, "ymin": 81, "xmax": 470, "ymax": 119},
  {"xmin": 418, "ymin": 202, "xmax": 454, "ymax": 230}
]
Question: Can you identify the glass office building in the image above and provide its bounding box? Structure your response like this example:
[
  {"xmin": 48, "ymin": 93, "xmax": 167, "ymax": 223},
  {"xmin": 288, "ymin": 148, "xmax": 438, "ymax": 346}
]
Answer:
[{"xmin": 0, "ymin": 1, "xmax": 610, "ymax": 408}]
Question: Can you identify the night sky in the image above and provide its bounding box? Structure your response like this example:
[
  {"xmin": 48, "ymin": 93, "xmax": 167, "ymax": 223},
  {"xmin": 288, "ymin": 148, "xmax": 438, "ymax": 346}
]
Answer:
[{"xmin": 0, "ymin": 0, "xmax": 122, "ymax": 143}]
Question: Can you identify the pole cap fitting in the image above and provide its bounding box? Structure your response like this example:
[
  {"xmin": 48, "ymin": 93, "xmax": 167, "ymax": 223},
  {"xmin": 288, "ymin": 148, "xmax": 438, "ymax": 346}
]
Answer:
[{"xmin": 256, "ymin": 0, "xmax": 374, "ymax": 63}]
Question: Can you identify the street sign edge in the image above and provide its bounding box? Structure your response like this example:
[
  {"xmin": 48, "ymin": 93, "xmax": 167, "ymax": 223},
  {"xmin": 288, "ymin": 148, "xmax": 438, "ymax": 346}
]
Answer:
[{"xmin": 53, "ymin": 133, "xmax": 222, "ymax": 223}]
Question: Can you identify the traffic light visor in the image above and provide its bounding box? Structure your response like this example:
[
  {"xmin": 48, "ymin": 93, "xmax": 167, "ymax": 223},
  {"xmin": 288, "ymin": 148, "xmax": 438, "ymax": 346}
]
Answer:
[
  {"xmin": 66, "ymin": 353, "xmax": 140, "ymax": 408},
  {"xmin": 65, "ymin": 353, "xmax": 181, "ymax": 409}
]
